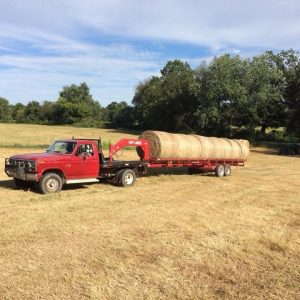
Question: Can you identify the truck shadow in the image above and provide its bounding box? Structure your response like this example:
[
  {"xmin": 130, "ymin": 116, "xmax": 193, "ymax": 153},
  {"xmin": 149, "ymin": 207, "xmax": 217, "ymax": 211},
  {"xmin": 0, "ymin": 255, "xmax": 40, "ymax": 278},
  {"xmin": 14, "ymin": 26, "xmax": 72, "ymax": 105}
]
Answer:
[
  {"xmin": 0, "ymin": 179, "xmax": 88, "ymax": 194},
  {"xmin": 0, "ymin": 179, "xmax": 39, "ymax": 193},
  {"xmin": 0, "ymin": 179, "xmax": 16, "ymax": 189}
]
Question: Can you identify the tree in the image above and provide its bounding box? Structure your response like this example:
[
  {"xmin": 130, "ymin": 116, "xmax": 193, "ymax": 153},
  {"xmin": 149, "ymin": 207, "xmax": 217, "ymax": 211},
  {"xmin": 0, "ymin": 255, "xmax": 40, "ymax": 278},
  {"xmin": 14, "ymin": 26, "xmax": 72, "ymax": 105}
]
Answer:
[
  {"xmin": 40, "ymin": 101, "xmax": 54, "ymax": 123},
  {"xmin": 105, "ymin": 101, "xmax": 135, "ymax": 128},
  {"xmin": 25, "ymin": 101, "xmax": 42, "ymax": 123},
  {"xmin": 0, "ymin": 97, "xmax": 13, "ymax": 122},
  {"xmin": 194, "ymin": 55, "xmax": 249, "ymax": 136},
  {"xmin": 53, "ymin": 82, "xmax": 103, "ymax": 126},
  {"xmin": 247, "ymin": 53, "xmax": 286, "ymax": 133},
  {"xmin": 11, "ymin": 103, "xmax": 26, "ymax": 123},
  {"xmin": 285, "ymin": 62, "xmax": 300, "ymax": 136},
  {"xmin": 266, "ymin": 49, "xmax": 300, "ymax": 136},
  {"xmin": 132, "ymin": 60, "xmax": 197, "ymax": 132},
  {"xmin": 132, "ymin": 76, "xmax": 162, "ymax": 129}
]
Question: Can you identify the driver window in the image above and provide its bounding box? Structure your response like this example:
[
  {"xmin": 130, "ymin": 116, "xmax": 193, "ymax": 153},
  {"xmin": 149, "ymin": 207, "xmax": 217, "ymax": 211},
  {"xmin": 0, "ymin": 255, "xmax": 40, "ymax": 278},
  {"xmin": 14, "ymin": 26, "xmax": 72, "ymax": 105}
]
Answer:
[{"xmin": 76, "ymin": 144, "xmax": 94, "ymax": 156}]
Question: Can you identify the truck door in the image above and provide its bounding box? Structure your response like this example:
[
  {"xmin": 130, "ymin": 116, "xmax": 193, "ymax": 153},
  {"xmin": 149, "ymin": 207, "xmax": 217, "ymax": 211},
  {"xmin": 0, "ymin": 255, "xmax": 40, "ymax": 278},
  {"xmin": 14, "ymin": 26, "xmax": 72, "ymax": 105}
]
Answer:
[{"xmin": 69, "ymin": 143, "xmax": 99, "ymax": 179}]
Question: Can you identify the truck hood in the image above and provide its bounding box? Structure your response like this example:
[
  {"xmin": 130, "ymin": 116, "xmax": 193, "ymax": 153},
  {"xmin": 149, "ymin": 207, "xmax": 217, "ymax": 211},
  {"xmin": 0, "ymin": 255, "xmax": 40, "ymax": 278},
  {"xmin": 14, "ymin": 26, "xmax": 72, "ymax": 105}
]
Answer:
[{"xmin": 11, "ymin": 152, "xmax": 68, "ymax": 161}]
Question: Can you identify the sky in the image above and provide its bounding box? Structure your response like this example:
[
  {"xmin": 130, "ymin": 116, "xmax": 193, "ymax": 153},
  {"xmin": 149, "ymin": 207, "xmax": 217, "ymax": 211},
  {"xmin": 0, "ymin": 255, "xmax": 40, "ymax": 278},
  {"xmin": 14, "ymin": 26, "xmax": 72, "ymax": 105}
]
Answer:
[{"xmin": 0, "ymin": 0, "xmax": 299, "ymax": 106}]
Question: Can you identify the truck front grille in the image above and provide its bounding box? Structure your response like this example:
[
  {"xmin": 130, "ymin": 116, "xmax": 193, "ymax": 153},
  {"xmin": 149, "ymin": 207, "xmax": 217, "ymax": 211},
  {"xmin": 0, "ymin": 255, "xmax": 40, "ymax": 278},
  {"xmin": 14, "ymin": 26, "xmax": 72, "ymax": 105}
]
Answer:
[{"xmin": 10, "ymin": 159, "xmax": 34, "ymax": 169}]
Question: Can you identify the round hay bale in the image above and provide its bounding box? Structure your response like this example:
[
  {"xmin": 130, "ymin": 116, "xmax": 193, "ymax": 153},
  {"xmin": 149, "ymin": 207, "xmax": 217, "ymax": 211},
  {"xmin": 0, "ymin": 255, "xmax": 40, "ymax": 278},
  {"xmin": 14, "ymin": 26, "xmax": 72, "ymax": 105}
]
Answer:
[
  {"xmin": 138, "ymin": 131, "xmax": 250, "ymax": 160},
  {"xmin": 224, "ymin": 138, "xmax": 241, "ymax": 159},
  {"xmin": 220, "ymin": 138, "xmax": 233, "ymax": 159},
  {"xmin": 240, "ymin": 139, "xmax": 250, "ymax": 149},
  {"xmin": 208, "ymin": 137, "xmax": 222, "ymax": 158},
  {"xmin": 237, "ymin": 140, "xmax": 250, "ymax": 159},
  {"xmin": 138, "ymin": 131, "xmax": 202, "ymax": 159}
]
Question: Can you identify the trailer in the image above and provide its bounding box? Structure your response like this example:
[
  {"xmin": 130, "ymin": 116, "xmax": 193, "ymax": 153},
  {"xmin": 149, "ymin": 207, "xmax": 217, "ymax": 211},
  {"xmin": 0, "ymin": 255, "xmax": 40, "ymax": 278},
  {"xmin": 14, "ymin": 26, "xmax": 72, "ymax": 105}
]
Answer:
[{"xmin": 5, "ymin": 137, "xmax": 246, "ymax": 194}]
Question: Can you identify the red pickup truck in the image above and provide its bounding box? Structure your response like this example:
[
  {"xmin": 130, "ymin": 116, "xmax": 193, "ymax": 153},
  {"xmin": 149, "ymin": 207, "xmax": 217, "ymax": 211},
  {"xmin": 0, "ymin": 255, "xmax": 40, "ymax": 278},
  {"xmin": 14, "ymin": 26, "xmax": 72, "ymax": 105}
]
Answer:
[
  {"xmin": 5, "ymin": 137, "xmax": 245, "ymax": 194},
  {"xmin": 5, "ymin": 138, "xmax": 149, "ymax": 194}
]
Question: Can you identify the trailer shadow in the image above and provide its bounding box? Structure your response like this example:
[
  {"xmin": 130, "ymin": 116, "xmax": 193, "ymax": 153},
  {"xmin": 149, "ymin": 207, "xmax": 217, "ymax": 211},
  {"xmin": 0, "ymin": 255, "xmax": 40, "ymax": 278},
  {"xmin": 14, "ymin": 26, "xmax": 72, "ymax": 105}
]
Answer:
[{"xmin": 141, "ymin": 167, "xmax": 214, "ymax": 177}]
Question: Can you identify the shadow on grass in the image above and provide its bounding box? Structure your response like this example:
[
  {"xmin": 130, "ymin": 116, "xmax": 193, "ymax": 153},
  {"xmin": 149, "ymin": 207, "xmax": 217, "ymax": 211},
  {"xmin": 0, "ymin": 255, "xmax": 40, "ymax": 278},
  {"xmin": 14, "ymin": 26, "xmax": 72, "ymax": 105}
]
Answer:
[
  {"xmin": 105, "ymin": 128, "xmax": 141, "ymax": 136},
  {"xmin": 142, "ymin": 167, "xmax": 214, "ymax": 177},
  {"xmin": 251, "ymin": 149, "xmax": 279, "ymax": 155},
  {"xmin": 251, "ymin": 149, "xmax": 300, "ymax": 157},
  {"xmin": 0, "ymin": 169, "xmax": 215, "ymax": 195},
  {"xmin": 0, "ymin": 179, "xmax": 41, "ymax": 193},
  {"xmin": 0, "ymin": 179, "xmax": 89, "ymax": 194}
]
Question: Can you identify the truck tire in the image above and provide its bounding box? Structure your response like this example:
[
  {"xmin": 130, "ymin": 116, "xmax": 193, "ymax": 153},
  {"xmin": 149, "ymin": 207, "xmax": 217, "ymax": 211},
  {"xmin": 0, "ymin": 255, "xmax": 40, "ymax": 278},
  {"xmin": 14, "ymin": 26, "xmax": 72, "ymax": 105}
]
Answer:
[
  {"xmin": 215, "ymin": 164, "xmax": 225, "ymax": 177},
  {"xmin": 39, "ymin": 172, "xmax": 63, "ymax": 194},
  {"xmin": 224, "ymin": 164, "xmax": 231, "ymax": 176},
  {"xmin": 119, "ymin": 169, "xmax": 136, "ymax": 187},
  {"xmin": 114, "ymin": 169, "xmax": 123, "ymax": 186}
]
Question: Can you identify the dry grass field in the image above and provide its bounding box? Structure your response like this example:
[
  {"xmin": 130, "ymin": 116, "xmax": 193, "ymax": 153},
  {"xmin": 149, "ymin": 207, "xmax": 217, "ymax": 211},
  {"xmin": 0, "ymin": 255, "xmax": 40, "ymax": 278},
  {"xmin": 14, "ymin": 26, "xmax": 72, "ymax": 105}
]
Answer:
[{"xmin": 0, "ymin": 124, "xmax": 299, "ymax": 299}]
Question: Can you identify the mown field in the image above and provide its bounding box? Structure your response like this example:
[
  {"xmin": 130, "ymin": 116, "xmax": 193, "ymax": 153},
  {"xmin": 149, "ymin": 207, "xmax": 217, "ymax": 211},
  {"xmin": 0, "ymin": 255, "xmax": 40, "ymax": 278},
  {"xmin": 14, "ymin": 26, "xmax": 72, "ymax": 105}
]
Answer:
[{"xmin": 0, "ymin": 124, "xmax": 299, "ymax": 299}]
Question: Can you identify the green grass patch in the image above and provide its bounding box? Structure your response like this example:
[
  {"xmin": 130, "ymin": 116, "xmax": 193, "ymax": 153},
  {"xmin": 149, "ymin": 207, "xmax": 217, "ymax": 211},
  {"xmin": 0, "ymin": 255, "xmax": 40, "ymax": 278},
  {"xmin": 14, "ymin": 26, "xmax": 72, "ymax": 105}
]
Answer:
[{"xmin": 0, "ymin": 141, "xmax": 133, "ymax": 151}]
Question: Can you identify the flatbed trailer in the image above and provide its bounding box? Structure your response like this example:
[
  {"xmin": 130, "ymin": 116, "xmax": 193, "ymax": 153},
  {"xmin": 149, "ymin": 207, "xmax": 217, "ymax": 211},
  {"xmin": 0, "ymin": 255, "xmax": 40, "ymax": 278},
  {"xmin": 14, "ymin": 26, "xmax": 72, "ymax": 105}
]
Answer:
[
  {"xmin": 5, "ymin": 137, "xmax": 247, "ymax": 194},
  {"xmin": 99, "ymin": 138, "xmax": 245, "ymax": 186}
]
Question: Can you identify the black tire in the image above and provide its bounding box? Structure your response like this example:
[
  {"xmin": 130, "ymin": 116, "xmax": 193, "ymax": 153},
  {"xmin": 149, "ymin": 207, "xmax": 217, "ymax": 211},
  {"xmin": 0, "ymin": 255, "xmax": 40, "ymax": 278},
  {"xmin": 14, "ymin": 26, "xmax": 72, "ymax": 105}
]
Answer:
[
  {"xmin": 224, "ymin": 164, "xmax": 231, "ymax": 176},
  {"xmin": 114, "ymin": 169, "xmax": 123, "ymax": 186},
  {"xmin": 215, "ymin": 164, "xmax": 225, "ymax": 177},
  {"xmin": 39, "ymin": 172, "xmax": 63, "ymax": 194},
  {"xmin": 119, "ymin": 169, "xmax": 136, "ymax": 187}
]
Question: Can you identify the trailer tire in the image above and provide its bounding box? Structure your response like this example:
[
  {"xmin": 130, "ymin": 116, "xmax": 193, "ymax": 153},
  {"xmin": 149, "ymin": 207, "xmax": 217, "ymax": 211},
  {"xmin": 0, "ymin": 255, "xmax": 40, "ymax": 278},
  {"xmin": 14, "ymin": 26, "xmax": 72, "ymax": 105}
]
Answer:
[
  {"xmin": 224, "ymin": 164, "xmax": 231, "ymax": 176},
  {"xmin": 39, "ymin": 172, "xmax": 63, "ymax": 194},
  {"xmin": 215, "ymin": 164, "xmax": 225, "ymax": 177},
  {"xmin": 119, "ymin": 169, "xmax": 136, "ymax": 187}
]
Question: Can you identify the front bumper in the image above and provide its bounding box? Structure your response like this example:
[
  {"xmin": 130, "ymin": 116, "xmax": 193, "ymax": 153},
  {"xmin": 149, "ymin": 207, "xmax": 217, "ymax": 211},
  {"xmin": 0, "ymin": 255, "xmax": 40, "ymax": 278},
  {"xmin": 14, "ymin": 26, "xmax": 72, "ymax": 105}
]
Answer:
[{"xmin": 5, "ymin": 165, "xmax": 38, "ymax": 181}]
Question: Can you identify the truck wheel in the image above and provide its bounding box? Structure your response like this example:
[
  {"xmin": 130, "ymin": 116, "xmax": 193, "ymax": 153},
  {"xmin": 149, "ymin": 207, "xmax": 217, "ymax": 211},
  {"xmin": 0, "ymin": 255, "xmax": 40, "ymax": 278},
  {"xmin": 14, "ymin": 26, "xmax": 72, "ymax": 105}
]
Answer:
[
  {"xmin": 119, "ymin": 169, "xmax": 136, "ymax": 187},
  {"xmin": 215, "ymin": 164, "xmax": 225, "ymax": 177},
  {"xmin": 224, "ymin": 164, "xmax": 231, "ymax": 176},
  {"xmin": 114, "ymin": 170, "xmax": 123, "ymax": 186},
  {"xmin": 39, "ymin": 172, "xmax": 63, "ymax": 194}
]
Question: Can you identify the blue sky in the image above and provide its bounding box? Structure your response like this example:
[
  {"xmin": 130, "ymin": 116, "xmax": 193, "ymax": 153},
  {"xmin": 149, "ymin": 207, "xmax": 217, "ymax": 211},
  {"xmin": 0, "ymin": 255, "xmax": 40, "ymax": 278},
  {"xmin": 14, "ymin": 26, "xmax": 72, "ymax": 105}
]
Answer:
[{"xmin": 0, "ymin": 0, "xmax": 300, "ymax": 106}]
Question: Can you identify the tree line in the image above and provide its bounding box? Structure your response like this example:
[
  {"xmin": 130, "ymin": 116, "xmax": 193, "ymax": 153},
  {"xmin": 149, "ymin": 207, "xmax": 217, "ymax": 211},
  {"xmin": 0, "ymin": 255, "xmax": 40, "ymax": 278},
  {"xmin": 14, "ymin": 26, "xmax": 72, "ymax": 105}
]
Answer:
[{"xmin": 0, "ymin": 49, "xmax": 299, "ymax": 139}]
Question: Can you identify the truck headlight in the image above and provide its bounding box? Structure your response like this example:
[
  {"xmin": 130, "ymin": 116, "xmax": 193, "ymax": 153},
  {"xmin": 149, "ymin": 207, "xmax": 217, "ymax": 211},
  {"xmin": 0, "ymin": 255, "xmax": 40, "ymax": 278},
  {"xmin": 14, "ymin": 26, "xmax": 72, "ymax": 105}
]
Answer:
[
  {"xmin": 5, "ymin": 158, "xmax": 10, "ymax": 165},
  {"xmin": 28, "ymin": 160, "xmax": 36, "ymax": 170}
]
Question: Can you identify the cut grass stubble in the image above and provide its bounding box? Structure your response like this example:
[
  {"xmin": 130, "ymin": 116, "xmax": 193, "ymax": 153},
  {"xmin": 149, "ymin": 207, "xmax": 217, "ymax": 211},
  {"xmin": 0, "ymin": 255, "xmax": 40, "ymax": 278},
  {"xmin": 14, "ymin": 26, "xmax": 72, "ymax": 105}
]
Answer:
[{"xmin": 0, "ymin": 123, "xmax": 299, "ymax": 299}]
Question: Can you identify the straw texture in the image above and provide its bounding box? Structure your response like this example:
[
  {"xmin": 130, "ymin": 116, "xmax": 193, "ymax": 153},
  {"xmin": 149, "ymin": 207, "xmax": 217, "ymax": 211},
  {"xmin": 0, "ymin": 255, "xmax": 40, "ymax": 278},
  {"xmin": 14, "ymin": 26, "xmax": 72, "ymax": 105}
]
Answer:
[{"xmin": 138, "ymin": 130, "xmax": 250, "ymax": 160}]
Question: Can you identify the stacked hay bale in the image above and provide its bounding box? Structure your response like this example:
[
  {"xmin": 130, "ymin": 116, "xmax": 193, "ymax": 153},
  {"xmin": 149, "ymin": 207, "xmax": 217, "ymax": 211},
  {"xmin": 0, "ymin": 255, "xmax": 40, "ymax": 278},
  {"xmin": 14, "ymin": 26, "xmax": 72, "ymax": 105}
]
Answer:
[{"xmin": 137, "ymin": 130, "xmax": 250, "ymax": 160}]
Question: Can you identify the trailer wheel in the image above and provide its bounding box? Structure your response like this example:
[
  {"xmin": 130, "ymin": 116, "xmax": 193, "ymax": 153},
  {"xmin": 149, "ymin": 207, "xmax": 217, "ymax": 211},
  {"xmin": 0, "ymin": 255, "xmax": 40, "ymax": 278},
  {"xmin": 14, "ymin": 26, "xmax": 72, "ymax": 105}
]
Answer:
[
  {"xmin": 39, "ymin": 172, "xmax": 63, "ymax": 194},
  {"xmin": 215, "ymin": 164, "xmax": 225, "ymax": 177},
  {"xmin": 119, "ymin": 169, "xmax": 136, "ymax": 187},
  {"xmin": 224, "ymin": 164, "xmax": 231, "ymax": 176}
]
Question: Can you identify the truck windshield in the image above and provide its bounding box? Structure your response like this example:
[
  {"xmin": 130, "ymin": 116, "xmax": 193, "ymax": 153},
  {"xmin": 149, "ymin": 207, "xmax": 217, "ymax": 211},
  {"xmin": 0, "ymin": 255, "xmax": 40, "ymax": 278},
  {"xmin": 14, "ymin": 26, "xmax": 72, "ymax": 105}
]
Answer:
[{"xmin": 47, "ymin": 141, "xmax": 77, "ymax": 154}]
